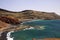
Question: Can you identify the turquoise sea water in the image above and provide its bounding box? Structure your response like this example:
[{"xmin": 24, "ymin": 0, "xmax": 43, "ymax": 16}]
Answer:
[{"xmin": 11, "ymin": 20, "xmax": 60, "ymax": 40}]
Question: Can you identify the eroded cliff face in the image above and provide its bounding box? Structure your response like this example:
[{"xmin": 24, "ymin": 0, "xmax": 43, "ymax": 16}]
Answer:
[
  {"xmin": 0, "ymin": 15, "xmax": 22, "ymax": 32},
  {"xmin": 0, "ymin": 16, "xmax": 20, "ymax": 24}
]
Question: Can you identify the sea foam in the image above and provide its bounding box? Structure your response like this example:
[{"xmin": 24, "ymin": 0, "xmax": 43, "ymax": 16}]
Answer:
[{"xmin": 6, "ymin": 31, "xmax": 14, "ymax": 40}]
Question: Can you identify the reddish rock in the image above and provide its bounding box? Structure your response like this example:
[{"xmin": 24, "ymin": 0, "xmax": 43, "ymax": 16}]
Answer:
[
  {"xmin": 0, "ymin": 19, "xmax": 13, "ymax": 40},
  {"xmin": 0, "ymin": 16, "xmax": 20, "ymax": 24},
  {"xmin": 0, "ymin": 21, "xmax": 10, "ymax": 31}
]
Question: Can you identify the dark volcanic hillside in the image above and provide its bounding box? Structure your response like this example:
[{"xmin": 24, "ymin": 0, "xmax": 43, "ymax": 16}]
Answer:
[{"xmin": 0, "ymin": 8, "xmax": 60, "ymax": 20}]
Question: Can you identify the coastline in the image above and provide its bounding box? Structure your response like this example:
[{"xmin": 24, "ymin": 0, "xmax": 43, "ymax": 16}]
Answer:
[
  {"xmin": 0, "ymin": 8, "xmax": 60, "ymax": 40},
  {"xmin": 0, "ymin": 31, "xmax": 14, "ymax": 40}
]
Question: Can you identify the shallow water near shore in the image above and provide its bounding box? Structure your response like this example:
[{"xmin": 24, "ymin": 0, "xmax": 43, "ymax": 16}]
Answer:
[{"xmin": 11, "ymin": 20, "xmax": 60, "ymax": 40}]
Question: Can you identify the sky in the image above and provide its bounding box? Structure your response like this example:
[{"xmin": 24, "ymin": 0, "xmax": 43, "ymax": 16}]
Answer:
[{"xmin": 0, "ymin": 0, "xmax": 60, "ymax": 15}]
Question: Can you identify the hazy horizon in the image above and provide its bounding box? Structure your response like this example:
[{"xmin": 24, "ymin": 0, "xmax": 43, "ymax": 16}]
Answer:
[{"xmin": 0, "ymin": 0, "xmax": 60, "ymax": 15}]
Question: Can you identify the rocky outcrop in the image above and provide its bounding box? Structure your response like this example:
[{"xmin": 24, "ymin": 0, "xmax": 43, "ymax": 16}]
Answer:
[
  {"xmin": 0, "ymin": 15, "xmax": 22, "ymax": 32},
  {"xmin": 0, "ymin": 21, "xmax": 11, "ymax": 32},
  {"xmin": 0, "ymin": 31, "xmax": 8, "ymax": 40},
  {"xmin": 0, "ymin": 16, "xmax": 21, "ymax": 24}
]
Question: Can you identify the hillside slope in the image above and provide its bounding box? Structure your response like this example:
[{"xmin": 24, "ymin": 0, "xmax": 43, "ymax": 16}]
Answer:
[{"xmin": 0, "ymin": 8, "xmax": 60, "ymax": 20}]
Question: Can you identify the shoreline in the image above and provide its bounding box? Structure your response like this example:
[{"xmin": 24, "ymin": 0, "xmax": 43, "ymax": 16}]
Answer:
[{"xmin": 0, "ymin": 31, "xmax": 14, "ymax": 40}]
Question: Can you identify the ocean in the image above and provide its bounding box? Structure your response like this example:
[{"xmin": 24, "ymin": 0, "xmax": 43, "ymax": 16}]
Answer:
[{"xmin": 11, "ymin": 20, "xmax": 60, "ymax": 40}]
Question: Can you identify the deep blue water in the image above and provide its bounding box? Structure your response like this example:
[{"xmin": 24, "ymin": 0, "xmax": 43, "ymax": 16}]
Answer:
[{"xmin": 11, "ymin": 20, "xmax": 60, "ymax": 40}]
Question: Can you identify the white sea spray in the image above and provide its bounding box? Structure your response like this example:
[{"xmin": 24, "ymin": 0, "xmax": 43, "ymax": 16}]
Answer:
[
  {"xmin": 23, "ymin": 27, "xmax": 35, "ymax": 30},
  {"xmin": 6, "ymin": 31, "xmax": 14, "ymax": 40}
]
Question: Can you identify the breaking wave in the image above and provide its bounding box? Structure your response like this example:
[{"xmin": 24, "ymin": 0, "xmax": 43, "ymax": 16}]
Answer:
[{"xmin": 6, "ymin": 31, "xmax": 14, "ymax": 40}]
